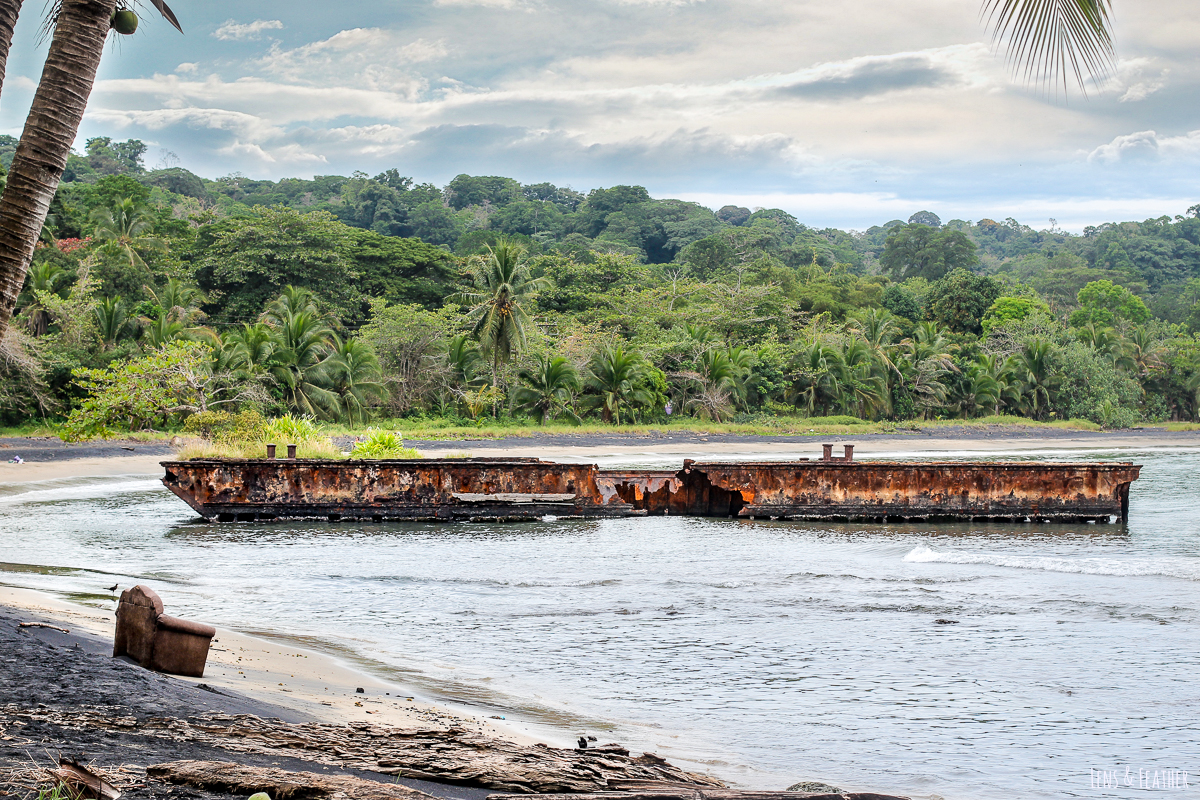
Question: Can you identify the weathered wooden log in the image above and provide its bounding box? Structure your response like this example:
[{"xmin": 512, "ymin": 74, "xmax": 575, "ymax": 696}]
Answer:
[
  {"xmin": 147, "ymin": 760, "xmax": 436, "ymax": 800},
  {"xmin": 488, "ymin": 792, "xmax": 910, "ymax": 800},
  {"xmin": 51, "ymin": 759, "xmax": 121, "ymax": 800},
  {"xmin": 6, "ymin": 705, "xmax": 722, "ymax": 793}
]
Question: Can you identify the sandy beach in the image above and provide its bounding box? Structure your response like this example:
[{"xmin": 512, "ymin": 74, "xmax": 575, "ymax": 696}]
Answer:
[{"xmin": 0, "ymin": 585, "xmax": 534, "ymax": 743}]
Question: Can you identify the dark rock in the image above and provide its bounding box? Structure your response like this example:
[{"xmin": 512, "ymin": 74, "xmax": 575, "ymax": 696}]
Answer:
[{"xmin": 786, "ymin": 782, "xmax": 841, "ymax": 793}]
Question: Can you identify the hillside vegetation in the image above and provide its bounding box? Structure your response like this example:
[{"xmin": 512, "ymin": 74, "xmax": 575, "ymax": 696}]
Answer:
[{"xmin": 3, "ymin": 135, "xmax": 1199, "ymax": 439}]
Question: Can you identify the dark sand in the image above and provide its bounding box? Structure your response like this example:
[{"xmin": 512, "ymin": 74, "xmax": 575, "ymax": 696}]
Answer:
[
  {"xmin": 0, "ymin": 438, "xmax": 174, "ymax": 464},
  {"xmin": 0, "ymin": 603, "xmax": 488, "ymax": 800}
]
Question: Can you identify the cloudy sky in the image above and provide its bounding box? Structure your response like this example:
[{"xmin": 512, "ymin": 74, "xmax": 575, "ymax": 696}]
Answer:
[{"xmin": 1, "ymin": 0, "xmax": 1197, "ymax": 230}]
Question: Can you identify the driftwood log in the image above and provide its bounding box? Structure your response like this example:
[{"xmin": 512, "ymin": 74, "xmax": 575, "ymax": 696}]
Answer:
[
  {"xmin": 147, "ymin": 760, "xmax": 436, "ymax": 800},
  {"xmin": 4, "ymin": 706, "xmax": 721, "ymax": 793},
  {"xmin": 50, "ymin": 759, "xmax": 122, "ymax": 800},
  {"xmin": 487, "ymin": 791, "xmax": 910, "ymax": 800},
  {"xmin": 145, "ymin": 762, "xmax": 910, "ymax": 800},
  {"xmin": 17, "ymin": 622, "xmax": 69, "ymax": 633}
]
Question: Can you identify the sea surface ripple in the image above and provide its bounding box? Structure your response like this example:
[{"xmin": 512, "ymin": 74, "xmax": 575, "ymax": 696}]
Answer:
[{"xmin": 1, "ymin": 449, "xmax": 1197, "ymax": 800}]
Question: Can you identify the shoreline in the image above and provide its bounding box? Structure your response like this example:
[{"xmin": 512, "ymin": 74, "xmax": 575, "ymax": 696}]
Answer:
[
  {"xmin": 0, "ymin": 584, "xmax": 546, "ymax": 747},
  {"xmin": 4, "ymin": 432, "xmax": 1196, "ymax": 800},
  {"xmin": 3, "ymin": 428, "xmax": 1198, "ymax": 484}
]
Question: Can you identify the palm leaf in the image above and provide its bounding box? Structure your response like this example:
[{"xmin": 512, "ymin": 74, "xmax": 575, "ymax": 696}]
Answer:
[
  {"xmin": 982, "ymin": 0, "xmax": 1114, "ymax": 93},
  {"xmin": 148, "ymin": 0, "xmax": 181, "ymax": 32}
]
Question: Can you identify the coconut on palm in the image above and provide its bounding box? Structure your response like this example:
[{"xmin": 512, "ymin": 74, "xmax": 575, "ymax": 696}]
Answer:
[{"xmin": 111, "ymin": 9, "xmax": 138, "ymax": 34}]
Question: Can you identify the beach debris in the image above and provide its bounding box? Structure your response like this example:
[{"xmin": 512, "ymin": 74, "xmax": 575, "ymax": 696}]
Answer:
[
  {"xmin": 933, "ymin": 619, "xmax": 959, "ymax": 625},
  {"xmin": 7, "ymin": 706, "xmax": 724, "ymax": 793},
  {"xmin": 356, "ymin": 687, "xmax": 365, "ymax": 693},
  {"xmin": 147, "ymin": 761, "xmax": 435, "ymax": 800},
  {"xmin": 488, "ymin": 787, "xmax": 911, "ymax": 800},
  {"xmin": 786, "ymin": 783, "xmax": 842, "ymax": 794},
  {"xmin": 248, "ymin": 793, "xmax": 271, "ymax": 800},
  {"xmin": 17, "ymin": 622, "xmax": 70, "ymax": 634},
  {"xmin": 8, "ymin": 455, "xmax": 22, "ymax": 463},
  {"xmin": 113, "ymin": 585, "xmax": 216, "ymax": 678},
  {"xmin": 50, "ymin": 758, "xmax": 122, "ymax": 800}
]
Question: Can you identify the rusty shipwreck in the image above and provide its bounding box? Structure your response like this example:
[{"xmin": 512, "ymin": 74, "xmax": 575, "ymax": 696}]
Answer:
[{"xmin": 161, "ymin": 444, "xmax": 1141, "ymax": 524}]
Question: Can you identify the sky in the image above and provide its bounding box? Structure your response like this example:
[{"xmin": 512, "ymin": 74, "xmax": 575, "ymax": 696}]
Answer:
[{"xmin": 1, "ymin": 0, "xmax": 1197, "ymax": 232}]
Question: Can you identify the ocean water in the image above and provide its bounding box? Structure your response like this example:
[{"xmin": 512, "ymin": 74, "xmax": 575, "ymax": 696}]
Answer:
[{"xmin": 1, "ymin": 448, "xmax": 1198, "ymax": 800}]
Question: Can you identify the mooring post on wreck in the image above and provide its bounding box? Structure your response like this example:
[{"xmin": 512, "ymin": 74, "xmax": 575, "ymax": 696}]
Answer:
[
  {"xmin": 286, "ymin": 444, "xmax": 297, "ymax": 459},
  {"xmin": 822, "ymin": 444, "xmax": 834, "ymax": 461},
  {"xmin": 266, "ymin": 444, "xmax": 276, "ymax": 459},
  {"xmin": 844, "ymin": 444, "xmax": 854, "ymax": 462}
]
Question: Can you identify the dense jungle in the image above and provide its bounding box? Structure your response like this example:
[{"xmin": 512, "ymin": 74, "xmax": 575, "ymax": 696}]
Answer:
[{"xmin": 4, "ymin": 135, "xmax": 1200, "ymax": 440}]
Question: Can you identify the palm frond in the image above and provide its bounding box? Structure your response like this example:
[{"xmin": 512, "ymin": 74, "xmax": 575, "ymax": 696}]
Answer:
[{"xmin": 982, "ymin": 0, "xmax": 1115, "ymax": 94}]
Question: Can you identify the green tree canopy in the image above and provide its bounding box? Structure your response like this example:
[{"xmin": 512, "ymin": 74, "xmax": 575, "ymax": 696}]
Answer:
[
  {"xmin": 880, "ymin": 224, "xmax": 979, "ymax": 281},
  {"xmin": 1069, "ymin": 279, "xmax": 1151, "ymax": 327},
  {"xmin": 926, "ymin": 268, "xmax": 1002, "ymax": 334},
  {"xmin": 195, "ymin": 206, "xmax": 359, "ymax": 324}
]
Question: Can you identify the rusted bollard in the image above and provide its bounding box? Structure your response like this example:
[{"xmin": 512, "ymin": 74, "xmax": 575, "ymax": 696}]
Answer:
[
  {"xmin": 822, "ymin": 443, "xmax": 834, "ymax": 461},
  {"xmin": 844, "ymin": 444, "xmax": 855, "ymax": 462},
  {"xmin": 266, "ymin": 444, "xmax": 277, "ymax": 459},
  {"xmin": 287, "ymin": 444, "xmax": 297, "ymax": 459}
]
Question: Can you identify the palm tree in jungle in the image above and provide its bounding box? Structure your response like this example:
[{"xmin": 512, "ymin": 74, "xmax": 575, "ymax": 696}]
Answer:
[
  {"xmin": 328, "ymin": 335, "xmax": 385, "ymax": 426},
  {"xmin": 516, "ymin": 354, "xmax": 580, "ymax": 424},
  {"xmin": 18, "ymin": 259, "xmax": 63, "ymax": 336},
  {"xmin": 267, "ymin": 307, "xmax": 340, "ymax": 420},
  {"xmin": 1014, "ymin": 338, "xmax": 1059, "ymax": 420},
  {"xmin": 90, "ymin": 197, "xmax": 165, "ymax": 270},
  {"xmin": 586, "ymin": 345, "xmax": 651, "ymax": 425},
  {"xmin": 449, "ymin": 239, "xmax": 548, "ymax": 393}
]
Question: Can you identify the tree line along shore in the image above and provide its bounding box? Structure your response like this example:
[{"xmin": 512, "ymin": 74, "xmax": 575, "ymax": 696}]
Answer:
[{"xmin": 3, "ymin": 137, "xmax": 1200, "ymax": 449}]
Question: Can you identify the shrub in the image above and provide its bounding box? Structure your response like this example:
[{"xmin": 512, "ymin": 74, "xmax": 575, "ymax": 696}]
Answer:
[
  {"xmin": 183, "ymin": 410, "xmax": 267, "ymax": 443},
  {"xmin": 351, "ymin": 428, "xmax": 421, "ymax": 459},
  {"xmin": 263, "ymin": 414, "xmax": 321, "ymax": 444}
]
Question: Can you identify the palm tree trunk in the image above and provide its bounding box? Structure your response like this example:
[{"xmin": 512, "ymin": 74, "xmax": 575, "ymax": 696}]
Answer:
[
  {"xmin": 0, "ymin": 0, "xmax": 25, "ymax": 102},
  {"xmin": 0, "ymin": 0, "xmax": 115, "ymax": 337}
]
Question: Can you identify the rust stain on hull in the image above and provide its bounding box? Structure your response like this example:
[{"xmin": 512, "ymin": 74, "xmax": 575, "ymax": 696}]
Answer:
[{"xmin": 161, "ymin": 456, "xmax": 1141, "ymax": 524}]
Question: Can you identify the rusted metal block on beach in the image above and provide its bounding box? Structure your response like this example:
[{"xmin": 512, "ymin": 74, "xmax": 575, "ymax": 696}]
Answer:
[{"xmin": 114, "ymin": 585, "xmax": 215, "ymax": 678}]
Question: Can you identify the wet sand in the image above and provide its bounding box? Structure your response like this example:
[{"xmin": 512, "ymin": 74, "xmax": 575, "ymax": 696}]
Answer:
[
  {"xmin": 0, "ymin": 586, "xmax": 538, "ymax": 743},
  {"xmin": 0, "ymin": 437, "xmax": 172, "ymax": 483},
  {"xmin": 0, "ymin": 592, "xmax": 494, "ymax": 800}
]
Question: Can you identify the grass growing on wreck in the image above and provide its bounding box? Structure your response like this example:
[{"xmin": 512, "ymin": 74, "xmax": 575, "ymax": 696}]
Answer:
[{"xmin": 175, "ymin": 438, "xmax": 349, "ymax": 460}]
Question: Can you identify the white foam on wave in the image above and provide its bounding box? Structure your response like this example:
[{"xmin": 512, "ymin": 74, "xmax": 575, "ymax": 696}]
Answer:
[
  {"xmin": 0, "ymin": 478, "xmax": 164, "ymax": 505},
  {"xmin": 903, "ymin": 544, "xmax": 1200, "ymax": 581}
]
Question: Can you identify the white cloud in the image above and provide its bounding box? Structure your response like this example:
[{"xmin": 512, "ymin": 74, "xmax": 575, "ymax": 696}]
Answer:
[
  {"xmin": 213, "ymin": 19, "xmax": 284, "ymax": 42},
  {"xmin": 1088, "ymin": 130, "xmax": 1200, "ymax": 163},
  {"xmin": 434, "ymin": 0, "xmax": 525, "ymax": 8},
  {"xmin": 257, "ymin": 29, "xmax": 448, "ymax": 90},
  {"xmin": 175, "ymin": 63, "xmax": 198, "ymax": 74},
  {"xmin": 1097, "ymin": 58, "xmax": 1171, "ymax": 103}
]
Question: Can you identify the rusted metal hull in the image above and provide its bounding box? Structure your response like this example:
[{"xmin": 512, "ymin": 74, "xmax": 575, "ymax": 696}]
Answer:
[
  {"xmin": 162, "ymin": 457, "xmax": 1141, "ymax": 523},
  {"xmin": 161, "ymin": 458, "xmax": 639, "ymax": 522},
  {"xmin": 598, "ymin": 461, "xmax": 1140, "ymax": 522}
]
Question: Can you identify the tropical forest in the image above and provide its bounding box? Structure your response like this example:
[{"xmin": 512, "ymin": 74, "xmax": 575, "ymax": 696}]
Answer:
[{"xmin": 4, "ymin": 135, "xmax": 1200, "ymax": 444}]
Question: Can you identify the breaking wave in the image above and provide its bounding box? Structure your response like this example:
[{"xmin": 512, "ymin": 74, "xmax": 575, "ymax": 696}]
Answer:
[
  {"xmin": 903, "ymin": 544, "xmax": 1200, "ymax": 581},
  {"xmin": 0, "ymin": 478, "xmax": 164, "ymax": 505}
]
